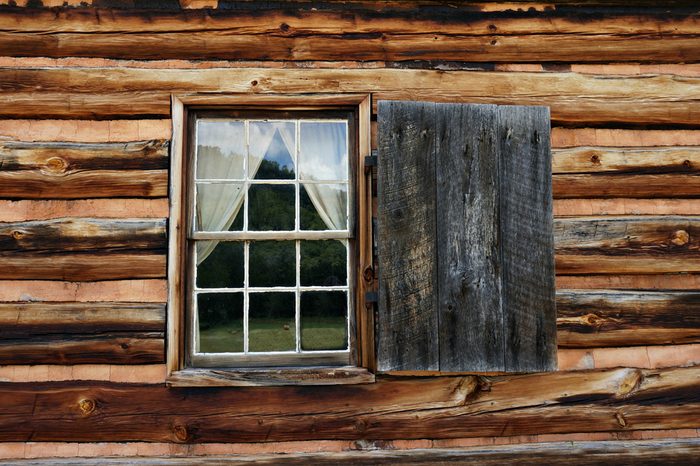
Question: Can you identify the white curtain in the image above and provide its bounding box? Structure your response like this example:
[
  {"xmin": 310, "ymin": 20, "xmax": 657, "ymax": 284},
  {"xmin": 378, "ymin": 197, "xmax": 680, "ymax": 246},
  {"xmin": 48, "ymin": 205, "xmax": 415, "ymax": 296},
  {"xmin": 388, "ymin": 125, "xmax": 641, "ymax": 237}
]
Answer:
[
  {"xmin": 299, "ymin": 122, "xmax": 348, "ymax": 232},
  {"xmin": 196, "ymin": 122, "xmax": 295, "ymax": 264}
]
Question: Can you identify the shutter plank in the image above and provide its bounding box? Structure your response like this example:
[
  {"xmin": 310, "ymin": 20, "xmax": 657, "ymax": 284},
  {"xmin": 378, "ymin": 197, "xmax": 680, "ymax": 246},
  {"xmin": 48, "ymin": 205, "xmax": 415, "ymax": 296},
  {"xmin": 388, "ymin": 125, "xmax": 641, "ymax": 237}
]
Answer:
[
  {"xmin": 436, "ymin": 104, "xmax": 505, "ymax": 371},
  {"xmin": 377, "ymin": 101, "xmax": 439, "ymax": 371},
  {"xmin": 498, "ymin": 106, "xmax": 557, "ymax": 372}
]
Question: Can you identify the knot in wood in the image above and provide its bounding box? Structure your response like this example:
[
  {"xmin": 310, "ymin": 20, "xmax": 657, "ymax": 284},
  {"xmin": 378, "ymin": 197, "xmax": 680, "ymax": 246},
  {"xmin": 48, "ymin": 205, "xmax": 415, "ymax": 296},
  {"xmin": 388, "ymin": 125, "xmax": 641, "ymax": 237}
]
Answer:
[
  {"xmin": 615, "ymin": 411, "xmax": 628, "ymax": 428},
  {"xmin": 671, "ymin": 230, "xmax": 690, "ymax": 246},
  {"xmin": 11, "ymin": 230, "xmax": 25, "ymax": 240},
  {"xmin": 78, "ymin": 398, "xmax": 96, "ymax": 416},
  {"xmin": 45, "ymin": 156, "xmax": 68, "ymax": 173},
  {"xmin": 590, "ymin": 154, "xmax": 601, "ymax": 165},
  {"xmin": 173, "ymin": 424, "xmax": 189, "ymax": 442},
  {"xmin": 362, "ymin": 265, "xmax": 375, "ymax": 283}
]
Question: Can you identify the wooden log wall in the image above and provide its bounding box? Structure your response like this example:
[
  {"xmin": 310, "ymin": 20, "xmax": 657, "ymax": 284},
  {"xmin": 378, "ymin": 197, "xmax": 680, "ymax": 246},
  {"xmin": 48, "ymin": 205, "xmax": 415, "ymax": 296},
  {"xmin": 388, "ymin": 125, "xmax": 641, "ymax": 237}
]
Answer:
[{"xmin": 0, "ymin": 0, "xmax": 699, "ymax": 454}]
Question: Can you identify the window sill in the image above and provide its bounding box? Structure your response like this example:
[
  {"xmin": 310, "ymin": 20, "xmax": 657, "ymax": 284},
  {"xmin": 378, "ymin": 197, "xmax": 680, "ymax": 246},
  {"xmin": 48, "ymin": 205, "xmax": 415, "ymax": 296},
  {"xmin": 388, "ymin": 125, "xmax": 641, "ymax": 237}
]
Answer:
[{"xmin": 166, "ymin": 366, "xmax": 375, "ymax": 387}]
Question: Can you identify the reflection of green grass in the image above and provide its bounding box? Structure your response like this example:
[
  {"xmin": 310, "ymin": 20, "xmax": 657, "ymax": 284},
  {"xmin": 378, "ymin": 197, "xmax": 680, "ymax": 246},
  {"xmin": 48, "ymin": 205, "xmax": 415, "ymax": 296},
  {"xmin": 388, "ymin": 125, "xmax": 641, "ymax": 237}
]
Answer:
[{"xmin": 199, "ymin": 317, "xmax": 346, "ymax": 353}]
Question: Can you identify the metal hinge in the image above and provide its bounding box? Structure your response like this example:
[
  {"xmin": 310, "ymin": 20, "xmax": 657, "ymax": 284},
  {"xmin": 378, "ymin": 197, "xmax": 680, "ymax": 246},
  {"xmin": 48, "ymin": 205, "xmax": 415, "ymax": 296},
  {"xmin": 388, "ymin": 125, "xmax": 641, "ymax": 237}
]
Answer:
[
  {"xmin": 364, "ymin": 150, "xmax": 378, "ymax": 173},
  {"xmin": 365, "ymin": 291, "xmax": 378, "ymax": 305}
]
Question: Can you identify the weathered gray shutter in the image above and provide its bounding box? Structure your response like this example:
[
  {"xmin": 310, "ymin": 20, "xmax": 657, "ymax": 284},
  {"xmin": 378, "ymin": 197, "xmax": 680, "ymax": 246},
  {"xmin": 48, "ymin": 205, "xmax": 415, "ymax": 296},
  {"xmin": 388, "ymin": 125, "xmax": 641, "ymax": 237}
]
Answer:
[{"xmin": 376, "ymin": 101, "xmax": 556, "ymax": 373}]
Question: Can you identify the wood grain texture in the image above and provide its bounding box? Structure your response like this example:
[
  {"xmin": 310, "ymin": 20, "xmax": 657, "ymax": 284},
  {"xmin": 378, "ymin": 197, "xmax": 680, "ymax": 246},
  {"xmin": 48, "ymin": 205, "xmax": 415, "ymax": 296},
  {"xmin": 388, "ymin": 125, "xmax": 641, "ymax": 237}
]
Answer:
[
  {"xmin": 3, "ymin": 7, "xmax": 699, "ymax": 36},
  {"xmin": 0, "ymin": 366, "xmax": 697, "ymax": 442},
  {"xmin": 0, "ymin": 253, "xmax": 166, "ymax": 281},
  {"xmin": 436, "ymin": 103, "xmax": 502, "ymax": 371},
  {"xmin": 380, "ymin": 102, "xmax": 555, "ymax": 373},
  {"xmin": 551, "ymin": 146, "xmax": 700, "ymax": 198},
  {"xmin": 2, "ymin": 68, "xmax": 700, "ymax": 126},
  {"xmin": 0, "ymin": 140, "xmax": 168, "ymax": 199},
  {"xmin": 0, "ymin": 302, "xmax": 165, "ymax": 338},
  {"xmin": 1, "ymin": 6, "xmax": 699, "ymax": 63},
  {"xmin": 0, "ymin": 334, "xmax": 164, "ymax": 365},
  {"xmin": 0, "ymin": 218, "xmax": 166, "ymax": 254},
  {"xmin": 556, "ymin": 291, "xmax": 700, "ymax": 347},
  {"xmin": 6, "ymin": 440, "xmax": 700, "ymax": 465},
  {"xmin": 498, "ymin": 105, "xmax": 556, "ymax": 372},
  {"xmin": 167, "ymin": 367, "xmax": 375, "ymax": 387},
  {"xmin": 554, "ymin": 216, "xmax": 700, "ymax": 274},
  {"xmin": 376, "ymin": 100, "xmax": 438, "ymax": 372},
  {"xmin": 0, "ymin": 199, "xmax": 169, "ymax": 221}
]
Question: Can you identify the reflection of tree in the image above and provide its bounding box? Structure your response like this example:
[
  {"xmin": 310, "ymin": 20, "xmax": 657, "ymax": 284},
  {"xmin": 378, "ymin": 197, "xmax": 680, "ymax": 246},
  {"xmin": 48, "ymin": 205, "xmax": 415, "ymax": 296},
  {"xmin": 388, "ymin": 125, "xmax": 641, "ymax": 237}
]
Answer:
[{"xmin": 198, "ymin": 160, "xmax": 347, "ymax": 327}]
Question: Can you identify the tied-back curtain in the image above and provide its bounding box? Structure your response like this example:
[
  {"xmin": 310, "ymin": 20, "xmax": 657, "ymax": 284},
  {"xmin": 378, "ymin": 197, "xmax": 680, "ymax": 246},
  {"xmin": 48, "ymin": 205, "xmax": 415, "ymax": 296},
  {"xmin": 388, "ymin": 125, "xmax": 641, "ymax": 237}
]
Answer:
[
  {"xmin": 196, "ymin": 122, "xmax": 295, "ymax": 264},
  {"xmin": 299, "ymin": 122, "xmax": 348, "ymax": 233}
]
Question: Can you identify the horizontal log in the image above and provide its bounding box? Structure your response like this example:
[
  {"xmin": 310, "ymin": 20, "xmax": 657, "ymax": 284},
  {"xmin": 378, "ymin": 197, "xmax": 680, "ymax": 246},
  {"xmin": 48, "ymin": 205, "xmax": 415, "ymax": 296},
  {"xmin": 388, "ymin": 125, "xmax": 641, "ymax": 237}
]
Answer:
[
  {"xmin": 555, "ymin": 216, "xmax": 700, "ymax": 274},
  {"xmin": 0, "ymin": 170, "xmax": 167, "ymax": 199},
  {"xmin": 3, "ymin": 7, "xmax": 699, "ymax": 36},
  {"xmin": 557, "ymin": 274, "xmax": 700, "ymax": 290},
  {"xmin": 553, "ymin": 174, "xmax": 700, "ymax": 199},
  {"xmin": 0, "ymin": 140, "xmax": 168, "ymax": 199},
  {"xmin": 0, "ymin": 366, "xmax": 697, "ymax": 442},
  {"xmin": 552, "ymin": 147, "xmax": 700, "ymax": 174},
  {"xmin": 556, "ymin": 291, "xmax": 700, "ymax": 347},
  {"xmin": 2, "ymin": 68, "xmax": 700, "ymax": 125},
  {"xmin": 0, "ymin": 333, "xmax": 164, "ymax": 365},
  {"xmin": 0, "ymin": 302, "xmax": 165, "ymax": 338},
  {"xmin": 552, "ymin": 147, "xmax": 700, "ymax": 198},
  {"xmin": 0, "ymin": 253, "xmax": 166, "ymax": 280},
  {"xmin": 0, "ymin": 218, "xmax": 166, "ymax": 254},
  {"xmin": 5, "ymin": 440, "xmax": 700, "ymax": 466},
  {"xmin": 0, "ymin": 140, "xmax": 168, "ymax": 170},
  {"xmin": 1, "ymin": 5, "xmax": 700, "ymax": 64}
]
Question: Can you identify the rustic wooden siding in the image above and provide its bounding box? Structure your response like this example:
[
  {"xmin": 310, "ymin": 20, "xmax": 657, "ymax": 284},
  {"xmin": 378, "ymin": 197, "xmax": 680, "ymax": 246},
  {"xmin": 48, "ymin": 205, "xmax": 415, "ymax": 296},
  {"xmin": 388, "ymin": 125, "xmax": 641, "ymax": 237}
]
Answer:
[{"xmin": 0, "ymin": 0, "xmax": 698, "ymax": 452}]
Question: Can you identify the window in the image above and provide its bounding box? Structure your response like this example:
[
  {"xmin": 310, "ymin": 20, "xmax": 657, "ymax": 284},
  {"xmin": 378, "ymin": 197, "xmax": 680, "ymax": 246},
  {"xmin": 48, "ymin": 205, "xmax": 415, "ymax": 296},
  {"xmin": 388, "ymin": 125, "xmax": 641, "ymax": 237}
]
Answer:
[
  {"xmin": 168, "ymin": 95, "xmax": 555, "ymax": 385},
  {"xmin": 188, "ymin": 111, "xmax": 354, "ymax": 367},
  {"xmin": 167, "ymin": 95, "xmax": 375, "ymax": 386}
]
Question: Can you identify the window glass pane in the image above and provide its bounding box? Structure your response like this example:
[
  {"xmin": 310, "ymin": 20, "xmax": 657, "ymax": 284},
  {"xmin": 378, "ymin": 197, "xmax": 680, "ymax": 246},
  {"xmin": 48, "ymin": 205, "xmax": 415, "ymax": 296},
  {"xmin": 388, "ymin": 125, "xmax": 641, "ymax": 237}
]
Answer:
[
  {"xmin": 196, "ymin": 241, "xmax": 244, "ymax": 289},
  {"xmin": 249, "ymin": 292, "xmax": 295, "ymax": 352},
  {"xmin": 196, "ymin": 183, "xmax": 244, "ymax": 231},
  {"xmin": 249, "ymin": 184, "xmax": 295, "ymax": 231},
  {"xmin": 301, "ymin": 291, "xmax": 347, "ymax": 351},
  {"xmin": 250, "ymin": 121, "xmax": 295, "ymax": 180},
  {"xmin": 299, "ymin": 122, "xmax": 347, "ymax": 181},
  {"xmin": 196, "ymin": 120, "xmax": 245, "ymax": 180},
  {"xmin": 300, "ymin": 240, "xmax": 347, "ymax": 286},
  {"xmin": 249, "ymin": 241, "xmax": 295, "ymax": 287},
  {"xmin": 197, "ymin": 293, "xmax": 243, "ymax": 353},
  {"xmin": 300, "ymin": 184, "xmax": 347, "ymax": 231}
]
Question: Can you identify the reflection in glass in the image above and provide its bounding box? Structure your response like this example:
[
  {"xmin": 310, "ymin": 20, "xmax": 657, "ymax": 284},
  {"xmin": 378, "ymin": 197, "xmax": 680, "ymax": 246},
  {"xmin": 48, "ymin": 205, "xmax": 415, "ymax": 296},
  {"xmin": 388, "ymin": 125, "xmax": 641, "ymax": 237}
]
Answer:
[
  {"xmin": 249, "ymin": 184, "xmax": 295, "ymax": 230},
  {"xmin": 249, "ymin": 241, "xmax": 295, "ymax": 287},
  {"xmin": 249, "ymin": 292, "xmax": 295, "ymax": 352},
  {"xmin": 196, "ymin": 183, "xmax": 244, "ymax": 231},
  {"xmin": 196, "ymin": 241, "xmax": 244, "ymax": 289},
  {"xmin": 197, "ymin": 293, "xmax": 244, "ymax": 353},
  {"xmin": 301, "ymin": 291, "xmax": 347, "ymax": 350},
  {"xmin": 196, "ymin": 120, "xmax": 245, "ymax": 180},
  {"xmin": 299, "ymin": 122, "xmax": 347, "ymax": 181},
  {"xmin": 300, "ymin": 184, "xmax": 347, "ymax": 231},
  {"xmin": 250, "ymin": 121, "xmax": 296, "ymax": 180},
  {"xmin": 300, "ymin": 240, "xmax": 347, "ymax": 286}
]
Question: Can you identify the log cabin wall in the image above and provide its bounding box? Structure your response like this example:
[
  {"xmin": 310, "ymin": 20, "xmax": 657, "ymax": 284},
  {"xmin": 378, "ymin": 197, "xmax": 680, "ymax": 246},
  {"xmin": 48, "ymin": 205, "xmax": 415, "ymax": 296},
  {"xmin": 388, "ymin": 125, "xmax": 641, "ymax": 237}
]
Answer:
[{"xmin": 1, "ymin": 0, "xmax": 700, "ymax": 461}]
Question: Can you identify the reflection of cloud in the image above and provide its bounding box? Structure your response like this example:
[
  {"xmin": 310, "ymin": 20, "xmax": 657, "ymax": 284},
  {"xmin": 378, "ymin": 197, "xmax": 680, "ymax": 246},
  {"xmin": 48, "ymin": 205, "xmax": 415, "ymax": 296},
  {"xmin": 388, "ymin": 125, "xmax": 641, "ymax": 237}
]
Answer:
[
  {"xmin": 300, "ymin": 122, "xmax": 347, "ymax": 181},
  {"xmin": 197, "ymin": 120, "xmax": 246, "ymax": 162}
]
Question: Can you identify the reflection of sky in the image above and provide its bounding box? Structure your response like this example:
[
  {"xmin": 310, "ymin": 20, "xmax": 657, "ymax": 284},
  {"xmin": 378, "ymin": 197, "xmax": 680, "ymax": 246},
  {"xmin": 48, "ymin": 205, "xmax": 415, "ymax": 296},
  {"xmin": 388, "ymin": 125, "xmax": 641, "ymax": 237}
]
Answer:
[
  {"xmin": 300, "ymin": 122, "xmax": 347, "ymax": 181},
  {"xmin": 264, "ymin": 129, "xmax": 295, "ymax": 171},
  {"xmin": 197, "ymin": 120, "xmax": 245, "ymax": 162}
]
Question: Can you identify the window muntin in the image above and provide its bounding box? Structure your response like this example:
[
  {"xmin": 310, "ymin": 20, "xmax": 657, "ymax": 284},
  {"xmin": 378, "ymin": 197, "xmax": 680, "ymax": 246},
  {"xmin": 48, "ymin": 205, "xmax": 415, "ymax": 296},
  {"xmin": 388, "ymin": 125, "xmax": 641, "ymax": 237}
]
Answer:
[{"xmin": 187, "ymin": 113, "xmax": 353, "ymax": 368}]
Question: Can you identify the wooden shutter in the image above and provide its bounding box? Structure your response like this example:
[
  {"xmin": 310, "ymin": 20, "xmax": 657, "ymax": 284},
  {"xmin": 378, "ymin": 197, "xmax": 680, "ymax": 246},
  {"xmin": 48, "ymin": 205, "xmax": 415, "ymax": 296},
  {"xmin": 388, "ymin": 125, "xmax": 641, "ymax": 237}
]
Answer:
[{"xmin": 376, "ymin": 101, "xmax": 556, "ymax": 373}]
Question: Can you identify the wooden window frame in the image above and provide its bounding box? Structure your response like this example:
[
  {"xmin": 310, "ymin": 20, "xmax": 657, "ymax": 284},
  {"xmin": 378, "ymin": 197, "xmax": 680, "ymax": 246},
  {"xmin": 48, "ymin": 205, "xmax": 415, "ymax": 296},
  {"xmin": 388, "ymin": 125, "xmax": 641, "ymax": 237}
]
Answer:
[{"xmin": 167, "ymin": 94, "xmax": 374, "ymax": 387}]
